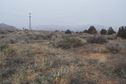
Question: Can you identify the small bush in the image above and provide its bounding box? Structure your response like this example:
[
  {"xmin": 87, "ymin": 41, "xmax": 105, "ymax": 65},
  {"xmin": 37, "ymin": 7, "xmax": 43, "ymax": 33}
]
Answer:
[
  {"xmin": 3, "ymin": 46, "xmax": 16, "ymax": 56},
  {"xmin": 2, "ymin": 68, "xmax": 16, "ymax": 79},
  {"xmin": 83, "ymin": 29, "xmax": 88, "ymax": 33},
  {"xmin": 56, "ymin": 37, "xmax": 85, "ymax": 49},
  {"xmin": 103, "ymin": 60, "xmax": 126, "ymax": 79},
  {"xmin": 100, "ymin": 29, "xmax": 107, "ymax": 35},
  {"xmin": 104, "ymin": 34, "xmax": 117, "ymax": 40},
  {"xmin": 12, "ymin": 67, "xmax": 27, "ymax": 84},
  {"xmin": 65, "ymin": 30, "xmax": 72, "ymax": 34},
  {"xmin": 0, "ymin": 44, "xmax": 8, "ymax": 51},
  {"xmin": 87, "ymin": 36, "xmax": 107, "ymax": 44},
  {"xmin": 106, "ymin": 42, "xmax": 122, "ymax": 54},
  {"xmin": 112, "ymin": 65, "xmax": 126, "ymax": 78}
]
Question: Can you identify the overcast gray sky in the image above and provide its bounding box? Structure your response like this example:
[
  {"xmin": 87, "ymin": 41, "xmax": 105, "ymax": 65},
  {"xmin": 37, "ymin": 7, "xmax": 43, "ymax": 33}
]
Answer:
[{"xmin": 0, "ymin": 0, "xmax": 126, "ymax": 28}]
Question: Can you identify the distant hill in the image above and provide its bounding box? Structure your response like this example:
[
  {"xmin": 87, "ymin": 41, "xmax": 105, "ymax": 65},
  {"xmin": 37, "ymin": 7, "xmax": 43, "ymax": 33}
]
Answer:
[{"xmin": 0, "ymin": 23, "xmax": 17, "ymax": 31}]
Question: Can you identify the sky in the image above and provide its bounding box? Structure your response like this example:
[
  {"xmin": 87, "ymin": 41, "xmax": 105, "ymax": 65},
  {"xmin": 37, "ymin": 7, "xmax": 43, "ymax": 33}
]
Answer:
[{"xmin": 0, "ymin": 0, "xmax": 126, "ymax": 28}]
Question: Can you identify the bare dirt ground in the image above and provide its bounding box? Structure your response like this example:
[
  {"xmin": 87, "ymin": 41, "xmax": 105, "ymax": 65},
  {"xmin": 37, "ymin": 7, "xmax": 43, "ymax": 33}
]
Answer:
[{"xmin": 0, "ymin": 30, "xmax": 126, "ymax": 84}]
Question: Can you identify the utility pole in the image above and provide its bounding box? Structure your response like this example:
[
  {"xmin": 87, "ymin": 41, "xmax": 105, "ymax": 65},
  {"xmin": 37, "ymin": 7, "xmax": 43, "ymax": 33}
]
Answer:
[{"xmin": 29, "ymin": 12, "xmax": 32, "ymax": 30}]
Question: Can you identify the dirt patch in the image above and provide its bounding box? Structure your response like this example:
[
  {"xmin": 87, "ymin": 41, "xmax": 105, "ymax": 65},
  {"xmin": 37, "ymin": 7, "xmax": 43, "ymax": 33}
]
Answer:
[{"xmin": 87, "ymin": 53, "xmax": 109, "ymax": 63}]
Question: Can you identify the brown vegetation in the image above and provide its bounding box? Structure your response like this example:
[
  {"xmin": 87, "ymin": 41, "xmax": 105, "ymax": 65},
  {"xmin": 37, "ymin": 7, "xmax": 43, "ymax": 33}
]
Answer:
[{"xmin": 0, "ymin": 30, "xmax": 126, "ymax": 84}]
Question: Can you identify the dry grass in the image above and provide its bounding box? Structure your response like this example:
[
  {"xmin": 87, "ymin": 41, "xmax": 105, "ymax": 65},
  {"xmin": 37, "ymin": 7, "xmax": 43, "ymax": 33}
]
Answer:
[
  {"xmin": 54, "ymin": 37, "xmax": 86, "ymax": 49},
  {"xmin": 87, "ymin": 35, "xmax": 107, "ymax": 44},
  {"xmin": 0, "ymin": 30, "xmax": 126, "ymax": 84}
]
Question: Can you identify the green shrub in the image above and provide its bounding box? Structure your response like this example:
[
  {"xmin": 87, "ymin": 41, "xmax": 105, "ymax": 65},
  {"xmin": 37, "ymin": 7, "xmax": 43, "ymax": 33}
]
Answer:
[
  {"xmin": 65, "ymin": 30, "xmax": 72, "ymax": 34},
  {"xmin": 87, "ymin": 36, "xmax": 107, "ymax": 44},
  {"xmin": 0, "ymin": 44, "xmax": 8, "ymax": 51},
  {"xmin": 117, "ymin": 26, "xmax": 126, "ymax": 39},
  {"xmin": 83, "ymin": 29, "xmax": 88, "ymax": 33},
  {"xmin": 56, "ymin": 37, "xmax": 85, "ymax": 49},
  {"xmin": 101, "ymin": 61, "xmax": 126, "ymax": 79},
  {"xmin": 112, "ymin": 65, "xmax": 126, "ymax": 78},
  {"xmin": 100, "ymin": 29, "xmax": 107, "ymax": 35}
]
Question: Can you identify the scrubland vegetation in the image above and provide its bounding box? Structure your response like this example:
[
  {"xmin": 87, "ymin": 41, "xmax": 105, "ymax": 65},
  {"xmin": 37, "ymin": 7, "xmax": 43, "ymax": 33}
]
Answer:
[{"xmin": 0, "ymin": 26, "xmax": 126, "ymax": 84}]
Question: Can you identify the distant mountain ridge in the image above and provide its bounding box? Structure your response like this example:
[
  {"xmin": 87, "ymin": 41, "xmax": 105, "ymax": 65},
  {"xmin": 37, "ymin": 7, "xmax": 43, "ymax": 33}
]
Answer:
[
  {"xmin": 33, "ymin": 25, "xmax": 109, "ymax": 31},
  {"xmin": 0, "ymin": 23, "xmax": 17, "ymax": 31},
  {"xmin": 0, "ymin": 23, "xmax": 118, "ymax": 32}
]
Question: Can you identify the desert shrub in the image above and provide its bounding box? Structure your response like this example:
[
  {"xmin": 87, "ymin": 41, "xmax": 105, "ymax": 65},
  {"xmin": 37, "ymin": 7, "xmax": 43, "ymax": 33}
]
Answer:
[
  {"xmin": 100, "ymin": 29, "xmax": 107, "ymax": 35},
  {"xmin": 70, "ymin": 71, "xmax": 97, "ymax": 84},
  {"xmin": 35, "ymin": 66, "xmax": 70, "ymax": 84},
  {"xmin": 2, "ymin": 68, "xmax": 16, "ymax": 79},
  {"xmin": 104, "ymin": 35, "xmax": 117, "ymax": 40},
  {"xmin": 35, "ymin": 72, "xmax": 64, "ymax": 84},
  {"xmin": 83, "ymin": 29, "xmax": 88, "ymax": 33},
  {"xmin": 112, "ymin": 64, "xmax": 126, "ymax": 78},
  {"xmin": 70, "ymin": 79, "xmax": 96, "ymax": 84},
  {"xmin": 12, "ymin": 67, "xmax": 27, "ymax": 84},
  {"xmin": 0, "ymin": 30, "xmax": 7, "ymax": 34},
  {"xmin": 1, "ymin": 44, "xmax": 35, "ymax": 84},
  {"xmin": 0, "ymin": 35, "xmax": 5, "ymax": 39},
  {"xmin": 9, "ymin": 39, "xmax": 16, "ymax": 44},
  {"xmin": 69, "ymin": 72, "xmax": 97, "ymax": 84},
  {"xmin": 117, "ymin": 26, "xmax": 126, "ymax": 39},
  {"xmin": 88, "ymin": 26, "xmax": 97, "ymax": 34},
  {"xmin": 102, "ymin": 60, "xmax": 126, "ymax": 79},
  {"xmin": 106, "ymin": 42, "xmax": 122, "ymax": 53},
  {"xmin": 56, "ymin": 37, "xmax": 85, "ymax": 49},
  {"xmin": 107, "ymin": 27, "xmax": 116, "ymax": 35},
  {"xmin": 65, "ymin": 29, "xmax": 72, "ymax": 34},
  {"xmin": 55, "ymin": 30, "xmax": 59, "ymax": 32},
  {"xmin": 87, "ymin": 35, "xmax": 107, "ymax": 44},
  {"xmin": 0, "ymin": 53, "xmax": 6, "ymax": 66},
  {"xmin": 3, "ymin": 46, "xmax": 16, "ymax": 56},
  {"xmin": 0, "ymin": 44, "xmax": 8, "ymax": 51}
]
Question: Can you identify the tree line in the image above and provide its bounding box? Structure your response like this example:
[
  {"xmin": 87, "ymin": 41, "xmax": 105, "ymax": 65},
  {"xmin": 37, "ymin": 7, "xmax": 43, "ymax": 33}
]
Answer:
[{"xmin": 65, "ymin": 26, "xmax": 126, "ymax": 39}]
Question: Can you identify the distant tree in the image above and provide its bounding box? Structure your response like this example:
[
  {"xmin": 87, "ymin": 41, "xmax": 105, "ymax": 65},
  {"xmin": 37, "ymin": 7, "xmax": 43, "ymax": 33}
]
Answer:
[
  {"xmin": 107, "ymin": 27, "xmax": 116, "ymax": 35},
  {"xmin": 88, "ymin": 26, "xmax": 97, "ymax": 34},
  {"xmin": 22, "ymin": 28, "xmax": 25, "ymax": 30},
  {"xmin": 65, "ymin": 29, "xmax": 72, "ymax": 34},
  {"xmin": 117, "ymin": 26, "xmax": 126, "ymax": 39},
  {"xmin": 76, "ymin": 31, "xmax": 79, "ymax": 34},
  {"xmin": 55, "ymin": 30, "xmax": 59, "ymax": 32},
  {"xmin": 100, "ymin": 29, "xmax": 107, "ymax": 35},
  {"xmin": 83, "ymin": 29, "xmax": 88, "ymax": 33}
]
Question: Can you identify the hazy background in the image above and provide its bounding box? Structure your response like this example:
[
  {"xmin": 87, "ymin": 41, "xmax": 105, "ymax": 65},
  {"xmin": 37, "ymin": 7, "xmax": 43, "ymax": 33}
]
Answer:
[{"xmin": 0, "ymin": 0, "xmax": 126, "ymax": 29}]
